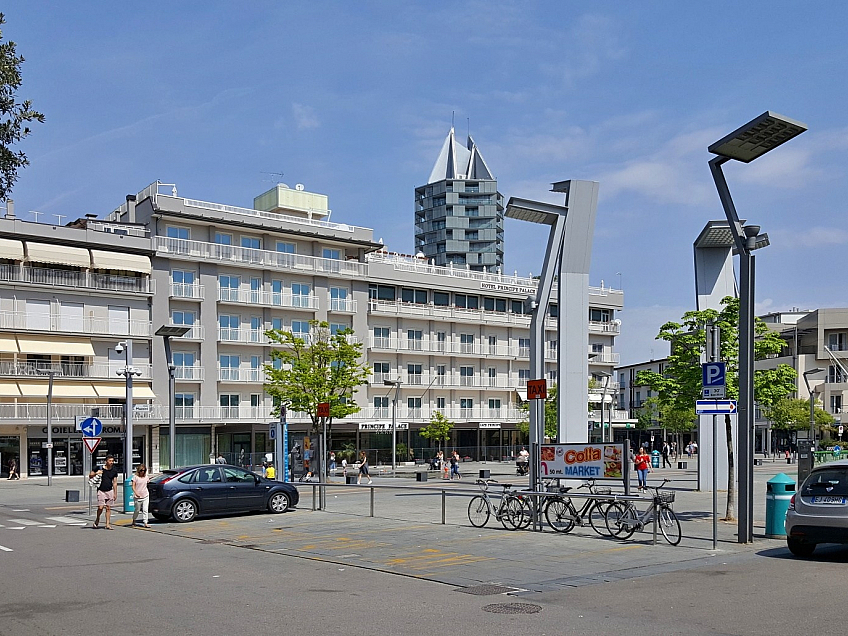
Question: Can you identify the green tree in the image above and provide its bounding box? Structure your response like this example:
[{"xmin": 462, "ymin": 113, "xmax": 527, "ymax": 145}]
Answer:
[
  {"xmin": 419, "ymin": 410, "xmax": 454, "ymax": 452},
  {"xmin": 264, "ymin": 320, "xmax": 369, "ymax": 449},
  {"xmin": 638, "ymin": 397, "xmax": 697, "ymax": 450},
  {"xmin": 0, "ymin": 13, "xmax": 44, "ymax": 201},
  {"xmin": 635, "ymin": 296, "xmax": 796, "ymax": 521},
  {"xmin": 766, "ymin": 397, "xmax": 834, "ymax": 436},
  {"xmin": 517, "ymin": 384, "xmax": 559, "ymax": 440}
]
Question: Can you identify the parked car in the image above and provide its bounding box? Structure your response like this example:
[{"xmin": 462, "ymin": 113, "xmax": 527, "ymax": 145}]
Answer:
[
  {"xmin": 785, "ymin": 459, "xmax": 848, "ymax": 556},
  {"xmin": 149, "ymin": 464, "xmax": 299, "ymax": 523}
]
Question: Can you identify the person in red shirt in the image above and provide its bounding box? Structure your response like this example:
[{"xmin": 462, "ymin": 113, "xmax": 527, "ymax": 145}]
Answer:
[{"xmin": 635, "ymin": 448, "xmax": 651, "ymax": 491}]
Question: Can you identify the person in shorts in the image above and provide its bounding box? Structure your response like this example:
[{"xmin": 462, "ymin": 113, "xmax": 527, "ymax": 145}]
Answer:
[
  {"xmin": 357, "ymin": 451, "xmax": 372, "ymax": 485},
  {"xmin": 90, "ymin": 455, "xmax": 119, "ymax": 529}
]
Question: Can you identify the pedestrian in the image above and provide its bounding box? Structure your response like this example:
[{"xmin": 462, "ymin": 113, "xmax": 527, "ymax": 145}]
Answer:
[
  {"xmin": 357, "ymin": 451, "xmax": 372, "ymax": 485},
  {"xmin": 450, "ymin": 451, "xmax": 461, "ymax": 480},
  {"xmin": 7, "ymin": 456, "xmax": 19, "ymax": 480},
  {"xmin": 265, "ymin": 462, "xmax": 276, "ymax": 479},
  {"xmin": 661, "ymin": 442, "xmax": 671, "ymax": 468},
  {"xmin": 329, "ymin": 451, "xmax": 336, "ymax": 474},
  {"xmin": 443, "ymin": 458, "xmax": 449, "ymax": 480},
  {"xmin": 131, "ymin": 464, "xmax": 151, "ymax": 528},
  {"xmin": 686, "ymin": 442, "xmax": 693, "ymax": 459},
  {"xmin": 634, "ymin": 447, "xmax": 651, "ymax": 491},
  {"xmin": 215, "ymin": 453, "xmax": 226, "ymax": 464},
  {"xmin": 342, "ymin": 457, "xmax": 348, "ymax": 476},
  {"xmin": 238, "ymin": 447, "xmax": 246, "ymax": 468},
  {"xmin": 89, "ymin": 455, "xmax": 119, "ymax": 529}
]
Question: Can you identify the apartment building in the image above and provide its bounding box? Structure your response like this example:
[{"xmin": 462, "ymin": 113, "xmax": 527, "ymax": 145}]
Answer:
[{"xmin": 2, "ymin": 180, "xmax": 623, "ymax": 476}]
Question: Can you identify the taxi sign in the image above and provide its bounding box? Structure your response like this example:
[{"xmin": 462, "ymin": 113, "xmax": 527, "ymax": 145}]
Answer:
[
  {"xmin": 317, "ymin": 402, "xmax": 330, "ymax": 418},
  {"xmin": 527, "ymin": 379, "xmax": 547, "ymax": 400}
]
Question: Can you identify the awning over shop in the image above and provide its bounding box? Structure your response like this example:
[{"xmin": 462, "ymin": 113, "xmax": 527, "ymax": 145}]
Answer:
[
  {"xmin": 0, "ymin": 237, "xmax": 24, "ymax": 260},
  {"xmin": 0, "ymin": 333, "xmax": 18, "ymax": 353},
  {"xmin": 515, "ymin": 389, "xmax": 527, "ymax": 402},
  {"xmin": 588, "ymin": 394, "xmax": 614, "ymax": 403},
  {"xmin": 90, "ymin": 250, "xmax": 151, "ymax": 274},
  {"xmin": 25, "ymin": 242, "xmax": 90, "ymax": 268},
  {"xmin": 93, "ymin": 383, "xmax": 155, "ymax": 399},
  {"xmin": 16, "ymin": 381, "xmax": 98, "ymax": 397},
  {"xmin": 0, "ymin": 381, "xmax": 21, "ymax": 396},
  {"xmin": 16, "ymin": 336, "xmax": 95, "ymax": 356}
]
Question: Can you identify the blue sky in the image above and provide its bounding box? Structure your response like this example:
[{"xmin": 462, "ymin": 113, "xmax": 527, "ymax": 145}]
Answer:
[{"xmin": 4, "ymin": 1, "xmax": 848, "ymax": 364}]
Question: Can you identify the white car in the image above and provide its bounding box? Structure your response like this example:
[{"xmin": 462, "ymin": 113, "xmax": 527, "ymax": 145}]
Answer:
[{"xmin": 785, "ymin": 459, "xmax": 848, "ymax": 557}]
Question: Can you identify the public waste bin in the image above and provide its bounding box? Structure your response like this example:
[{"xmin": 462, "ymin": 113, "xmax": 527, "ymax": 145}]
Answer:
[
  {"xmin": 651, "ymin": 450, "xmax": 660, "ymax": 469},
  {"xmin": 123, "ymin": 477, "xmax": 135, "ymax": 514},
  {"xmin": 765, "ymin": 473, "xmax": 796, "ymax": 538}
]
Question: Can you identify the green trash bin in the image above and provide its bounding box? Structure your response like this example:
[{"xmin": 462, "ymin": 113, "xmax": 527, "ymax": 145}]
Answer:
[
  {"xmin": 651, "ymin": 450, "xmax": 660, "ymax": 469},
  {"xmin": 765, "ymin": 473, "xmax": 796, "ymax": 538},
  {"xmin": 123, "ymin": 477, "xmax": 135, "ymax": 514}
]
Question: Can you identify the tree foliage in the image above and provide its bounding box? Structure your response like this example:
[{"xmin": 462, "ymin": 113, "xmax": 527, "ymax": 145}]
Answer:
[
  {"xmin": 419, "ymin": 410, "xmax": 454, "ymax": 451},
  {"xmin": 0, "ymin": 14, "xmax": 44, "ymax": 201},
  {"xmin": 264, "ymin": 321, "xmax": 369, "ymax": 441},
  {"xmin": 766, "ymin": 397, "xmax": 834, "ymax": 432},
  {"xmin": 517, "ymin": 384, "xmax": 559, "ymax": 440}
]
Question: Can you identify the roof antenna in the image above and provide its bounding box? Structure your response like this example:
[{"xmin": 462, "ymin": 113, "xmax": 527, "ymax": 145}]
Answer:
[
  {"xmin": 451, "ymin": 110, "xmax": 455, "ymax": 129},
  {"xmin": 467, "ymin": 117, "xmax": 470, "ymax": 139}
]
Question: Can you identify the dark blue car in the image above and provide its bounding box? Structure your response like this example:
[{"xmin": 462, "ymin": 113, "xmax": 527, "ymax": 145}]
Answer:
[{"xmin": 149, "ymin": 464, "xmax": 299, "ymax": 523}]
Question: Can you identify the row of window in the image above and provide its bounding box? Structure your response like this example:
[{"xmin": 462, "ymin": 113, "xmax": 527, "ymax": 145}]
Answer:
[
  {"xmin": 171, "ymin": 310, "xmax": 347, "ymax": 335},
  {"xmin": 374, "ymin": 362, "xmax": 531, "ymax": 379},
  {"xmin": 373, "ymin": 396, "xmax": 503, "ymax": 410},
  {"xmin": 165, "ymin": 226, "xmax": 342, "ymax": 260}
]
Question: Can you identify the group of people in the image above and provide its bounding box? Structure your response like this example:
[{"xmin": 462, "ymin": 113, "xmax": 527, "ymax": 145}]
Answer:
[
  {"xmin": 87, "ymin": 455, "xmax": 152, "ymax": 530},
  {"xmin": 427, "ymin": 450, "xmax": 462, "ymax": 479}
]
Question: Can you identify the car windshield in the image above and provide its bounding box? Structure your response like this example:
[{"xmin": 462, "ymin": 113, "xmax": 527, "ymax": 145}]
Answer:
[{"xmin": 801, "ymin": 468, "xmax": 848, "ymax": 496}]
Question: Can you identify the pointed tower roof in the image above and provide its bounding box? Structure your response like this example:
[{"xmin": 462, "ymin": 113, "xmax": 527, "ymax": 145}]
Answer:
[{"xmin": 427, "ymin": 127, "xmax": 494, "ymax": 184}]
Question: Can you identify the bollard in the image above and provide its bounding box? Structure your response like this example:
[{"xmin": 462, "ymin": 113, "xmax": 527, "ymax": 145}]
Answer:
[
  {"xmin": 677, "ymin": 461, "xmax": 688, "ymax": 469},
  {"xmin": 416, "ymin": 471, "xmax": 428, "ymax": 482},
  {"xmin": 65, "ymin": 490, "xmax": 80, "ymax": 503}
]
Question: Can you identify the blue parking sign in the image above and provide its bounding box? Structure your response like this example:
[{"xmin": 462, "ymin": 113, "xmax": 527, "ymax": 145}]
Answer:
[{"xmin": 702, "ymin": 362, "xmax": 726, "ymax": 398}]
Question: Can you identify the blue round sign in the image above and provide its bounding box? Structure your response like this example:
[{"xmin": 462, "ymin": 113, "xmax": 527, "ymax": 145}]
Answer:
[
  {"xmin": 834, "ymin": 445, "xmax": 841, "ymax": 456},
  {"xmin": 80, "ymin": 417, "xmax": 102, "ymax": 437}
]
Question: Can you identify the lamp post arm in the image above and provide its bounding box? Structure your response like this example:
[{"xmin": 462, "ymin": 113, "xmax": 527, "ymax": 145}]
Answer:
[{"xmin": 708, "ymin": 157, "xmax": 747, "ymax": 255}]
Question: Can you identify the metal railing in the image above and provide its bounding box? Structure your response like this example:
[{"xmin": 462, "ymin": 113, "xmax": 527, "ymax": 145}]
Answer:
[
  {"xmin": 169, "ymin": 283, "xmax": 204, "ymax": 299},
  {"xmin": 0, "ymin": 361, "xmax": 153, "ymax": 379},
  {"xmin": 217, "ymin": 368, "xmax": 265, "ymax": 382},
  {"xmin": 0, "ymin": 311, "xmax": 153, "ymax": 337},
  {"xmin": 0, "ymin": 264, "xmax": 154, "ymax": 294},
  {"xmin": 218, "ymin": 288, "xmax": 319, "ymax": 310}
]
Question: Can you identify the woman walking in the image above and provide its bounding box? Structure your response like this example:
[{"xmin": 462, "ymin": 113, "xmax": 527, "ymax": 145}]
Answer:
[
  {"xmin": 7, "ymin": 456, "xmax": 19, "ymax": 480},
  {"xmin": 357, "ymin": 451, "xmax": 372, "ymax": 485},
  {"xmin": 634, "ymin": 448, "xmax": 651, "ymax": 492},
  {"xmin": 131, "ymin": 464, "xmax": 152, "ymax": 527}
]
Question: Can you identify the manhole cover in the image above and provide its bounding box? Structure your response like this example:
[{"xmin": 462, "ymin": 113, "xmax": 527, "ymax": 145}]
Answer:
[
  {"xmin": 482, "ymin": 603, "xmax": 542, "ymax": 615},
  {"xmin": 458, "ymin": 585, "xmax": 517, "ymax": 596}
]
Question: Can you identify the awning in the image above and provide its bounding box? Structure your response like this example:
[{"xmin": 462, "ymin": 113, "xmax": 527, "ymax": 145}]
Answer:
[
  {"xmin": 94, "ymin": 383, "xmax": 156, "ymax": 399},
  {"xmin": 588, "ymin": 394, "xmax": 614, "ymax": 403},
  {"xmin": 0, "ymin": 237, "xmax": 24, "ymax": 260},
  {"xmin": 515, "ymin": 389, "xmax": 527, "ymax": 402},
  {"xmin": 16, "ymin": 381, "xmax": 98, "ymax": 397},
  {"xmin": 0, "ymin": 381, "xmax": 21, "ymax": 396},
  {"xmin": 16, "ymin": 336, "xmax": 94, "ymax": 356},
  {"xmin": 25, "ymin": 242, "xmax": 90, "ymax": 268},
  {"xmin": 90, "ymin": 250, "xmax": 151, "ymax": 274},
  {"xmin": 0, "ymin": 333, "xmax": 18, "ymax": 353}
]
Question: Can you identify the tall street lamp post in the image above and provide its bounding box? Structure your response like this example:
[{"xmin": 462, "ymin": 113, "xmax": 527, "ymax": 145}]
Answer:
[
  {"xmin": 384, "ymin": 378, "xmax": 402, "ymax": 474},
  {"xmin": 803, "ymin": 368, "xmax": 824, "ymax": 442},
  {"xmin": 156, "ymin": 325, "xmax": 191, "ymax": 470},
  {"xmin": 708, "ymin": 111, "xmax": 807, "ymax": 544},
  {"xmin": 37, "ymin": 368, "xmax": 58, "ymax": 486},
  {"xmin": 597, "ymin": 372, "xmax": 612, "ymax": 443},
  {"xmin": 116, "ymin": 339, "xmax": 141, "ymax": 511}
]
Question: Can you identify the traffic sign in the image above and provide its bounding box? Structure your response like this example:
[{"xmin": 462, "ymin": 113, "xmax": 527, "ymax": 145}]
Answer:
[
  {"xmin": 269, "ymin": 423, "xmax": 277, "ymax": 440},
  {"xmin": 77, "ymin": 416, "xmax": 103, "ymax": 437},
  {"xmin": 82, "ymin": 437, "xmax": 101, "ymax": 454},
  {"xmin": 527, "ymin": 379, "xmax": 547, "ymax": 400},
  {"xmin": 695, "ymin": 399, "xmax": 737, "ymax": 415},
  {"xmin": 702, "ymin": 362, "xmax": 726, "ymax": 398},
  {"xmin": 317, "ymin": 402, "xmax": 330, "ymax": 418}
]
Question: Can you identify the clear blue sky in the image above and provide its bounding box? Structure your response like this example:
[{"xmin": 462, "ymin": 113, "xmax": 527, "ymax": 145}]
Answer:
[{"xmin": 4, "ymin": 1, "xmax": 848, "ymax": 364}]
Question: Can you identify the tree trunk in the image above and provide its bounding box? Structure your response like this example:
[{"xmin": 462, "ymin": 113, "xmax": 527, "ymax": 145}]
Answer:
[{"xmin": 724, "ymin": 413, "xmax": 736, "ymax": 521}]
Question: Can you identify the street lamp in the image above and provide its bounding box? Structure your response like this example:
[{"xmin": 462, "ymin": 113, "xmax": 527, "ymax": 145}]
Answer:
[
  {"xmin": 37, "ymin": 368, "xmax": 59, "ymax": 486},
  {"xmin": 802, "ymin": 368, "xmax": 824, "ymax": 442},
  {"xmin": 383, "ymin": 378, "xmax": 402, "ymax": 474},
  {"xmin": 596, "ymin": 372, "xmax": 612, "ymax": 443},
  {"xmin": 116, "ymin": 340, "xmax": 142, "ymax": 510},
  {"xmin": 708, "ymin": 111, "xmax": 807, "ymax": 545},
  {"xmin": 156, "ymin": 325, "xmax": 190, "ymax": 470}
]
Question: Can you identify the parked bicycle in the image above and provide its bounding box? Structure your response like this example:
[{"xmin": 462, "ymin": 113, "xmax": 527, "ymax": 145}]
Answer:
[
  {"xmin": 542, "ymin": 479, "xmax": 620, "ymax": 536},
  {"xmin": 467, "ymin": 479, "xmax": 532, "ymax": 530},
  {"xmin": 604, "ymin": 478, "xmax": 681, "ymax": 545}
]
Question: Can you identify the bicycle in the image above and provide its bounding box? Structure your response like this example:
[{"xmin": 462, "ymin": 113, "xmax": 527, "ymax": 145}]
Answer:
[
  {"xmin": 467, "ymin": 479, "xmax": 532, "ymax": 530},
  {"xmin": 542, "ymin": 480, "xmax": 620, "ymax": 536},
  {"xmin": 604, "ymin": 479, "xmax": 681, "ymax": 545}
]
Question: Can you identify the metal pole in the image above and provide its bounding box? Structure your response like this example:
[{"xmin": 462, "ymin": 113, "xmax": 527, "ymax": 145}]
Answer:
[
  {"xmin": 710, "ymin": 323, "xmax": 720, "ymax": 551},
  {"xmin": 163, "ymin": 336, "xmax": 176, "ymax": 470},
  {"xmin": 124, "ymin": 339, "xmax": 135, "ymax": 482},
  {"xmin": 46, "ymin": 372, "xmax": 54, "ymax": 487},
  {"xmin": 391, "ymin": 382, "xmax": 399, "ymax": 475},
  {"xmin": 809, "ymin": 385, "xmax": 816, "ymax": 441}
]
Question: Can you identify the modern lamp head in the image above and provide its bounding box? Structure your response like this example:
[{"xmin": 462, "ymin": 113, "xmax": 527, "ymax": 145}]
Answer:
[
  {"xmin": 156, "ymin": 325, "xmax": 191, "ymax": 338},
  {"xmin": 708, "ymin": 111, "xmax": 807, "ymax": 163}
]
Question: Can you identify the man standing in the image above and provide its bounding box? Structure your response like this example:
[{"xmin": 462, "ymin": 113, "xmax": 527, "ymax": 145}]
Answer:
[
  {"xmin": 661, "ymin": 442, "xmax": 671, "ymax": 468},
  {"xmin": 89, "ymin": 455, "xmax": 119, "ymax": 530}
]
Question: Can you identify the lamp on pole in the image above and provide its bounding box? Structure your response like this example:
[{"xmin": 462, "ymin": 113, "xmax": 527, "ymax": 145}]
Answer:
[
  {"xmin": 37, "ymin": 368, "xmax": 59, "ymax": 486},
  {"xmin": 383, "ymin": 378, "xmax": 402, "ymax": 474},
  {"xmin": 596, "ymin": 372, "xmax": 612, "ymax": 443},
  {"xmin": 802, "ymin": 368, "xmax": 825, "ymax": 443},
  {"xmin": 116, "ymin": 340, "xmax": 142, "ymax": 505},
  {"xmin": 156, "ymin": 325, "xmax": 191, "ymax": 470},
  {"xmin": 708, "ymin": 111, "xmax": 807, "ymax": 544}
]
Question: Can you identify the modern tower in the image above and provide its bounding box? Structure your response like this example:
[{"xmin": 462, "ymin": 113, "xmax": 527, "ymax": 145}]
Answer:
[{"xmin": 414, "ymin": 128, "xmax": 504, "ymax": 272}]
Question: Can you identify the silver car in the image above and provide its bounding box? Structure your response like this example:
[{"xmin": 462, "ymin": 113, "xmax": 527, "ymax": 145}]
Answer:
[{"xmin": 785, "ymin": 459, "xmax": 848, "ymax": 557}]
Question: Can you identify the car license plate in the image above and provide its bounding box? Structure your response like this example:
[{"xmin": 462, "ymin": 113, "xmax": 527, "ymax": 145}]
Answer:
[{"xmin": 812, "ymin": 496, "xmax": 846, "ymax": 504}]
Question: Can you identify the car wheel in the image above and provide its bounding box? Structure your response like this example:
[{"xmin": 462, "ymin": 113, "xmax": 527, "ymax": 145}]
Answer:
[
  {"xmin": 152, "ymin": 513, "xmax": 169, "ymax": 521},
  {"xmin": 268, "ymin": 492, "xmax": 290, "ymax": 513},
  {"xmin": 787, "ymin": 537, "xmax": 816, "ymax": 557},
  {"xmin": 173, "ymin": 499, "xmax": 198, "ymax": 523}
]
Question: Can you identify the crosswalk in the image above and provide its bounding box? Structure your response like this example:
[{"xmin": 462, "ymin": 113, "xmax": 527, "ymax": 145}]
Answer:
[{"xmin": 0, "ymin": 515, "xmax": 88, "ymax": 530}]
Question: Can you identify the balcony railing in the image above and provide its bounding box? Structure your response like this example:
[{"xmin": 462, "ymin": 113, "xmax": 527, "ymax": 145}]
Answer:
[
  {"xmin": 217, "ymin": 328, "xmax": 269, "ymax": 344},
  {"xmin": 217, "ymin": 368, "xmax": 265, "ymax": 382},
  {"xmin": 156, "ymin": 236, "xmax": 367, "ymax": 277},
  {"xmin": 368, "ymin": 336, "xmax": 532, "ymax": 358},
  {"xmin": 589, "ymin": 320, "xmax": 621, "ymax": 334},
  {"xmin": 0, "ymin": 311, "xmax": 153, "ymax": 337},
  {"xmin": 0, "ymin": 361, "xmax": 153, "ymax": 379},
  {"xmin": 171, "ymin": 324, "xmax": 204, "ymax": 340},
  {"xmin": 0, "ymin": 403, "xmax": 163, "ymax": 421},
  {"xmin": 169, "ymin": 283, "xmax": 204, "ymax": 300},
  {"xmin": 173, "ymin": 365, "xmax": 204, "ymax": 381},
  {"xmin": 328, "ymin": 297, "xmax": 358, "ymax": 313},
  {"xmin": 368, "ymin": 371, "xmax": 526, "ymax": 389},
  {"xmin": 360, "ymin": 405, "xmax": 525, "ymax": 421},
  {"xmin": 589, "ymin": 350, "xmax": 620, "ymax": 364},
  {"xmin": 0, "ymin": 264, "xmax": 154, "ymax": 294},
  {"xmin": 217, "ymin": 288, "xmax": 319, "ymax": 310}
]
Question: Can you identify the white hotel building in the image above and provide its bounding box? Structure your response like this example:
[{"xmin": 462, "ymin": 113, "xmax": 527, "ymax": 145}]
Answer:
[{"xmin": 0, "ymin": 182, "xmax": 623, "ymax": 477}]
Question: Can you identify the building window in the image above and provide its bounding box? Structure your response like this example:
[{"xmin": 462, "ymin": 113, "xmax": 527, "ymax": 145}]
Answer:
[
  {"xmin": 590, "ymin": 308, "xmax": 611, "ymax": 322},
  {"xmin": 330, "ymin": 287, "xmax": 348, "ymax": 311},
  {"xmin": 291, "ymin": 321, "xmax": 310, "ymax": 339},
  {"xmin": 171, "ymin": 310, "xmax": 196, "ymax": 326},
  {"xmin": 592, "ymin": 343, "xmax": 604, "ymax": 353},
  {"xmin": 488, "ymin": 398, "xmax": 501, "ymax": 410},
  {"xmin": 368, "ymin": 284, "xmax": 396, "ymax": 301},
  {"xmin": 460, "ymin": 366, "xmax": 474, "ymax": 386},
  {"xmin": 511, "ymin": 300, "xmax": 526, "ymax": 315},
  {"xmin": 373, "ymin": 327, "xmax": 390, "ymax": 348},
  {"xmin": 276, "ymin": 241, "xmax": 296, "ymax": 254},
  {"xmin": 323, "ymin": 248, "xmax": 341, "ymax": 260},
  {"xmin": 460, "ymin": 398, "xmax": 473, "ymax": 410},
  {"xmin": 549, "ymin": 304, "xmax": 558, "ymax": 318},
  {"xmin": 330, "ymin": 323, "xmax": 348, "ymax": 335},
  {"xmin": 483, "ymin": 297, "xmax": 506, "ymax": 312},
  {"xmin": 828, "ymin": 365, "xmax": 846, "ymax": 384},
  {"xmin": 518, "ymin": 338, "xmax": 530, "ymax": 357},
  {"xmin": 241, "ymin": 236, "xmax": 261, "ymax": 249},
  {"xmin": 292, "ymin": 282, "xmax": 311, "ymax": 307},
  {"xmin": 436, "ymin": 365, "xmax": 446, "ymax": 384},
  {"xmin": 407, "ymin": 364, "xmax": 423, "ymax": 384},
  {"xmin": 433, "ymin": 292, "xmax": 450, "ymax": 306},
  {"xmin": 407, "ymin": 330, "xmax": 423, "ymax": 350},
  {"xmin": 401, "ymin": 288, "xmax": 428, "ymax": 304},
  {"xmin": 518, "ymin": 369, "xmax": 530, "ymax": 385},
  {"xmin": 167, "ymin": 226, "xmax": 190, "ymax": 240},
  {"xmin": 829, "ymin": 333, "xmax": 846, "ymax": 352},
  {"xmin": 436, "ymin": 397, "xmax": 446, "ymax": 409},
  {"xmin": 175, "ymin": 393, "xmax": 195, "ymax": 417},
  {"xmin": 407, "ymin": 397, "xmax": 422, "ymax": 410},
  {"xmin": 214, "ymin": 232, "xmax": 232, "ymax": 245},
  {"xmin": 455, "ymin": 294, "xmax": 478, "ymax": 309},
  {"xmin": 831, "ymin": 395, "xmax": 843, "ymax": 414}
]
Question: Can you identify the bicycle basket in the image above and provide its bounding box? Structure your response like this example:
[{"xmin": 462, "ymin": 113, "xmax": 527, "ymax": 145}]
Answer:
[{"xmin": 656, "ymin": 491, "xmax": 675, "ymax": 504}]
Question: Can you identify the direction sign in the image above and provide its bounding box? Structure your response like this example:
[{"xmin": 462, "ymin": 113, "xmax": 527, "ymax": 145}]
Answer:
[
  {"xmin": 82, "ymin": 437, "xmax": 101, "ymax": 454},
  {"xmin": 527, "ymin": 379, "xmax": 547, "ymax": 400},
  {"xmin": 702, "ymin": 362, "xmax": 726, "ymax": 399},
  {"xmin": 695, "ymin": 399, "xmax": 737, "ymax": 415},
  {"xmin": 77, "ymin": 417, "xmax": 103, "ymax": 437}
]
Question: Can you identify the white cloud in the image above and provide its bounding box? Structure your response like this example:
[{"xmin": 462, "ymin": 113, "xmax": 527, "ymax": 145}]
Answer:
[
  {"xmin": 292, "ymin": 103, "xmax": 320, "ymax": 130},
  {"xmin": 616, "ymin": 304, "xmax": 688, "ymax": 366},
  {"xmin": 770, "ymin": 226, "xmax": 848, "ymax": 248}
]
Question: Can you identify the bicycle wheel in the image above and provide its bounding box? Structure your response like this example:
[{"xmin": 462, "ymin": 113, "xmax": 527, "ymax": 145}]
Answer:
[
  {"xmin": 658, "ymin": 506, "xmax": 682, "ymax": 545},
  {"xmin": 467, "ymin": 496, "xmax": 491, "ymax": 527},
  {"xmin": 544, "ymin": 497, "xmax": 576, "ymax": 533},
  {"xmin": 507, "ymin": 495, "xmax": 533, "ymax": 530},
  {"xmin": 588, "ymin": 500, "xmax": 614, "ymax": 536},
  {"xmin": 605, "ymin": 502, "xmax": 637, "ymax": 539}
]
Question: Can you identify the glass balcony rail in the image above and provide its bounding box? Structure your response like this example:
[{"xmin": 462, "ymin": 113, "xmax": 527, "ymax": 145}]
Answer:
[
  {"xmin": 170, "ymin": 324, "xmax": 205, "ymax": 340},
  {"xmin": 217, "ymin": 328, "xmax": 269, "ymax": 344},
  {"xmin": 360, "ymin": 405, "xmax": 525, "ymax": 421},
  {"xmin": 217, "ymin": 368, "xmax": 265, "ymax": 382},
  {"xmin": 328, "ymin": 297, "xmax": 358, "ymax": 313},
  {"xmin": 0, "ymin": 311, "xmax": 153, "ymax": 337},
  {"xmin": 0, "ymin": 403, "xmax": 162, "ymax": 421},
  {"xmin": 588, "ymin": 350, "xmax": 620, "ymax": 364},
  {"xmin": 217, "ymin": 287, "xmax": 319, "ymax": 310},
  {"xmin": 369, "ymin": 371, "xmax": 525, "ymax": 389},
  {"xmin": 156, "ymin": 237, "xmax": 367, "ymax": 277},
  {"xmin": 173, "ymin": 365, "xmax": 204, "ymax": 381},
  {"xmin": 0, "ymin": 361, "xmax": 153, "ymax": 379},
  {"xmin": 0, "ymin": 264, "xmax": 154, "ymax": 294},
  {"xmin": 589, "ymin": 320, "xmax": 621, "ymax": 334},
  {"xmin": 169, "ymin": 283, "xmax": 204, "ymax": 299},
  {"xmin": 367, "ymin": 299, "xmax": 557, "ymax": 329}
]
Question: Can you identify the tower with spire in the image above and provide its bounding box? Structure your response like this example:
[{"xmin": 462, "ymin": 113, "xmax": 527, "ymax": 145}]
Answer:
[{"xmin": 414, "ymin": 127, "xmax": 504, "ymax": 272}]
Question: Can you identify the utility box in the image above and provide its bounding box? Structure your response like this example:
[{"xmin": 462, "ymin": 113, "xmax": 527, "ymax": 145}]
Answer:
[
  {"xmin": 65, "ymin": 490, "xmax": 79, "ymax": 503},
  {"xmin": 345, "ymin": 474, "xmax": 358, "ymax": 485},
  {"xmin": 797, "ymin": 441, "xmax": 815, "ymax": 484},
  {"xmin": 479, "ymin": 469, "xmax": 490, "ymax": 479},
  {"xmin": 415, "ymin": 472, "xmax": 428, "ymax": 482},
  {"xmin": 765, "ymin": 473, "xmax": 796, "ymax": 538}
]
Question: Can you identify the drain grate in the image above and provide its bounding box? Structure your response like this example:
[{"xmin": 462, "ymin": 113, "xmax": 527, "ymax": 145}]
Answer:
[
  {"xmin": 458, "ymin": 585, "xmax": 517, "ymax": 596},
  {"xmin": 482, "ymin": 603, "xmax": 542, "ymax": 615}
]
